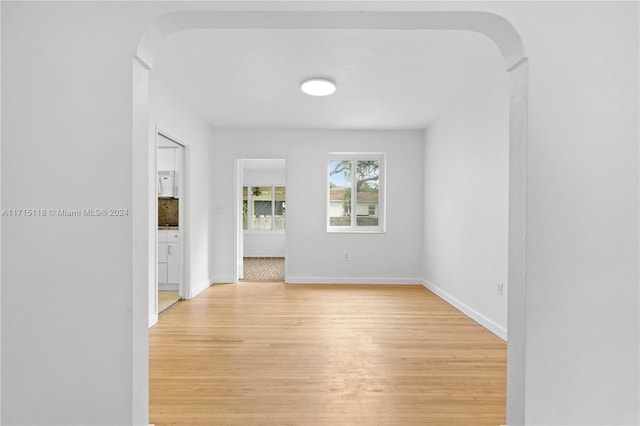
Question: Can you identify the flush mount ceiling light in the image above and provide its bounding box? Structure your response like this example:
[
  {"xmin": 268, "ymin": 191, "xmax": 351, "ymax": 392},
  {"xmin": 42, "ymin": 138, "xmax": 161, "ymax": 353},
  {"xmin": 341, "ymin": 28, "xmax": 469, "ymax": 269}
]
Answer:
[{"xmin": 300, "ymin": 78, "xmax": 336, "ymax": 97}]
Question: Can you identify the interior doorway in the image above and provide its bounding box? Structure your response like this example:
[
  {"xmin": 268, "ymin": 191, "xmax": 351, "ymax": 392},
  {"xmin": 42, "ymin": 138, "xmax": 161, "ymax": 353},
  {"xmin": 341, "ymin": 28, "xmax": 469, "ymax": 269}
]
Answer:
[
  {"xmin": 134, "ymin": 10, "xmax": 528, "ymax": 426},
  {"xmin": 237, "ymin": 159, "xmax": 287, "ymax": 282},
  {"xmin": 241, "ymin": 257, "xmax": 285, "ymax": 282},
  {"xmin": 156, "ymin": 132, "xmax": 188, "ymax": 314}
]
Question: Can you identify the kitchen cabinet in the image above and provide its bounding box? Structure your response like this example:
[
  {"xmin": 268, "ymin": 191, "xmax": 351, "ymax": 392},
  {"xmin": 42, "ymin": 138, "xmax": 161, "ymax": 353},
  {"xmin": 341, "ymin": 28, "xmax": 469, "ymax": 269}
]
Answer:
[
  {"xmin": 167, "ymin": 243, "xmax": 181, "ymax": 283},
  {"xmin": 158, "ymin": 230, "xmax": 182, "ymax": 290}
]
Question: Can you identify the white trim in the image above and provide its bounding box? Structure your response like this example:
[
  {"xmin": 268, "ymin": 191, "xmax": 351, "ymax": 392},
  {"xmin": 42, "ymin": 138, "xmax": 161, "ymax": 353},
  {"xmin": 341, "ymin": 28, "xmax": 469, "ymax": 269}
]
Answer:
[
  {"xmin": 133, "ymin": 58, "xmax": 151, "ymax": 423},
  {"xmin": 286, "ymin": 277, "xmax": 422, "ymax": 285},
  {"xmin": 422, "ymin": 280, "xmax": 507, "ymax": 341},
  {"xmin": 236, "ymin": 157, "xmax": 289, "ymax": 283},
  {"xmin": 210, "ymin": 275, "xmax": 237, "ymax": 284},
  {"xmin": 189, "ymin": 280, "xmax": 212, "ymax": 299},
  {"xmin": 156, "ymin": 129, "xmax": 191, "ymax": 300},
  {"xmin": 151, "ymin": 126, "xmax": 159, "ymax": 325},
  {"xmin": 181, "ymin": 146, "xmax": 192, "ymax": 299},
  {"xmin": 506, "ymin": 57, "xmax": 528, "ymax": 425},
  {"xmin": 235, "ymin": 158, "xmax": 243, "ymax": 282},
  {"xmin": 148, "ymin": 313, "xmax": 158, "ymax": 329},
  {"xmin": 0, "ymin": 3, "xmax": 3, "ymax": 417}
]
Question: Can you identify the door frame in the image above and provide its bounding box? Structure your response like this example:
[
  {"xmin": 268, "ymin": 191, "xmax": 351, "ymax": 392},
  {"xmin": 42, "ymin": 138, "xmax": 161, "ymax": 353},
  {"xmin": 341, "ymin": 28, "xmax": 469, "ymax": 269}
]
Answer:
[
  {"xmin": 235, "ymin": 157, "xmax": 288, "ymax": 283},
  {"xmin": 154, "ymin": 129, "xmax": 191, "ymax": 314}
]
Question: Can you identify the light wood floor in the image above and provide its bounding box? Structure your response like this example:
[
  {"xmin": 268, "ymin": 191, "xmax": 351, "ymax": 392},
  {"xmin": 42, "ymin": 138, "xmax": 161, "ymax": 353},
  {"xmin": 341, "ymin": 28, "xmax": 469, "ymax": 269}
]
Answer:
[
  {"xmin": 149, "ymin": 282, "xmax": 506, "ymax": 425},
  {"xmin": 158, "ymin": 290, "xmax": 180, "ymax": 313}
]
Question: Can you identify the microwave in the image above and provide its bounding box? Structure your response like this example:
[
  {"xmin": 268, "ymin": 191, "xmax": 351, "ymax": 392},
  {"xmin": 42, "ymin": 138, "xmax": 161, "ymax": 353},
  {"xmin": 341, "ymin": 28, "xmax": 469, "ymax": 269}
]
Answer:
[{"xmin": 158, "ymin": 170, "xmax": 178, "ymax": 198}]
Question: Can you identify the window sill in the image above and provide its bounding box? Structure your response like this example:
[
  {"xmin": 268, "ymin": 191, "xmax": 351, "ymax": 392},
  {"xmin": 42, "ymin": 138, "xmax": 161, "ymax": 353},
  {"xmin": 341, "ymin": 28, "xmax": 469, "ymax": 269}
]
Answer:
[{"xmin": 327, "ymin": 228, "xmax": 385, "ymax": 234}]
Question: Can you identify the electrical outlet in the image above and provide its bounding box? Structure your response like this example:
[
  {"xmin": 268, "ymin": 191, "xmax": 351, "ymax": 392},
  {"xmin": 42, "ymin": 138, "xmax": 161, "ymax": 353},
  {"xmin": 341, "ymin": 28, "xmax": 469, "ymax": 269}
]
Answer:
[{"xmin": 497, "ymin": 282, "xmax": 504, "ymax": 296}]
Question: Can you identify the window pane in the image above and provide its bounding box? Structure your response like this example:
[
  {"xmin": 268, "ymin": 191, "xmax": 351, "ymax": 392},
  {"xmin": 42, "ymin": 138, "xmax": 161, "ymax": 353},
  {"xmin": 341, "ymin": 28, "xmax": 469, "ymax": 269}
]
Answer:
[
  {"xmin": 356, "ymin": 160, "xmax": 379, "ymax": 227},
  {"xmin": 252, "ymin": 186, "xmax": 272, "ymax": 230},
  {"xmin": 329, "ymin": 160, "xmax": 352, "ymax": 227},
  {"xmin": 274, "ymin": 186, "xmax": 286, "ymax": 230},
  {"xmin": 242, "ymin": 187, "xmax": 248, "ymax": 230}
]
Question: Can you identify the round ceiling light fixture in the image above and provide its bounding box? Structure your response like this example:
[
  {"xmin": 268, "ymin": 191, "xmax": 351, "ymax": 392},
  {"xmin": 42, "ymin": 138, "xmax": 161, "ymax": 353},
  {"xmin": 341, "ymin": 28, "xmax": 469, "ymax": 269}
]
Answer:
[{"xmin": 300, "ymin": 78, "xmax": 336, "ymax": 97}]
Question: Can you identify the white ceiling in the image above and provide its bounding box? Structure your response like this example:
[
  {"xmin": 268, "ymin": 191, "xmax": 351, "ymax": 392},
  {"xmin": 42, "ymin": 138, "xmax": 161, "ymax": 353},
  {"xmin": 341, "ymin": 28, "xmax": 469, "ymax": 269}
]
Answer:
[{"xmin": 152, "ymin": 29, "xmax": 504, "ymax": 130}]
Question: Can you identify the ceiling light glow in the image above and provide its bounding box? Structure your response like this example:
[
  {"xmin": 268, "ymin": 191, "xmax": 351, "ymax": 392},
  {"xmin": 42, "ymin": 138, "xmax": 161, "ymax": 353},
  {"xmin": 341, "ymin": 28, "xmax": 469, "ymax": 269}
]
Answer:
[{"xmin": 301, "ymin": 78, "xmax": 336, "ymax": 96}]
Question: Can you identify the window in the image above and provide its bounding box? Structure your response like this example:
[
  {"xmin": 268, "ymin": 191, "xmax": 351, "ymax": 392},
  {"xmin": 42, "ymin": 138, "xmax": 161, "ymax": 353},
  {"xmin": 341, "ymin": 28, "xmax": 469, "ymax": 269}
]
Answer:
[
  {"xmin": 243, "ymin": 186, "xmax": 286, "ymax": 231},
  {"xmin": 328, "ymin": 153, "xmax": 385, "ymax": 232}
]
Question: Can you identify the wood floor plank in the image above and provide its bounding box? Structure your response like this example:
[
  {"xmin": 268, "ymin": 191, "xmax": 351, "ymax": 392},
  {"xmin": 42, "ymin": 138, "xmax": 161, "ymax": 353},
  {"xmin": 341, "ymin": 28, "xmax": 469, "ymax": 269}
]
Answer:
[{"xmin": 150, "ymin": 283, "xmax": 506, "ymax": 425}]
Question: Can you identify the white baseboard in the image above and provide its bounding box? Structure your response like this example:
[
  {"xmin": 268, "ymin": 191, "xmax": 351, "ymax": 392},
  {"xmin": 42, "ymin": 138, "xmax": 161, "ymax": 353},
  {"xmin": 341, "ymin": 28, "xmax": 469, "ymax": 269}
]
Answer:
[
  {"xmin": 210, "ymin": 275, "xmax": 236, "ymax": 284},
  {"xmin": 148, "ymin": 313, "xmax": 158, "ymax": 329},
  {"xmin": 189, "ymin": 280, "xmax": 213, "ymax": 299},
  {"xmin": 286, "ymin": 276, "xmax": 423, "ymax": 285},
  {"xmin": 422, "ymin": 280, "xmax": 507, "ymax": 341}
]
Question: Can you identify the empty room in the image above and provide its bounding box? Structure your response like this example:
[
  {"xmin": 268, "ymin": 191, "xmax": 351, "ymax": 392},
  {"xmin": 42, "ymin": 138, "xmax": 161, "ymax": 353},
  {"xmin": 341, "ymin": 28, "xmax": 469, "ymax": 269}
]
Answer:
[{"xmin": 145, "ymin": 18, "xmax": 510, "ymax": 425}]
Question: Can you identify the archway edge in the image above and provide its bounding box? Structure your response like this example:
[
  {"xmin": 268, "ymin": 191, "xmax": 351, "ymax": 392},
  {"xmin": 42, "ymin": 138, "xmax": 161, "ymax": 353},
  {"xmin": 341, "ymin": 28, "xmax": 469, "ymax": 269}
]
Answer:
[{"xmin": 137, "ymin": 10, "xmax": 525, "ymax": 71}]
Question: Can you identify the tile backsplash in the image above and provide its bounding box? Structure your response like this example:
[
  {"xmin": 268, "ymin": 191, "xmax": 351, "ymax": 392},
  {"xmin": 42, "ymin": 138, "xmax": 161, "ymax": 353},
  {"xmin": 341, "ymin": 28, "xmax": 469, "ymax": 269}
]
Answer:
[{"xmin": 158, "ymin": 198, "xmax": 179, "ymax": 226}]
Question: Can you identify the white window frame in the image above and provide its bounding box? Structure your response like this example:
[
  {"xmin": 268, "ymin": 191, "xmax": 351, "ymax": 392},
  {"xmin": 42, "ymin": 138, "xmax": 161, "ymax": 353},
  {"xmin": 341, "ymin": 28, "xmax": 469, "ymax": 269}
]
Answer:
[{"xmin": 327, "ymin": 152, "xmax": 386, "ymax": 233}]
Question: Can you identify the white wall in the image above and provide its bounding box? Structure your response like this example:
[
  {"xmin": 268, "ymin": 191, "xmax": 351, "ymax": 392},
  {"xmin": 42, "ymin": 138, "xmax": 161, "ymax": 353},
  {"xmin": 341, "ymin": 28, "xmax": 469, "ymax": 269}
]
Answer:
[
  {"xmin": 1, "ymin": 2, "xmax": 637, "ymax": 426},
  {"xmin": 210, "ymin": 129, "xmax": 425, "ymax": 284},
  {"xmin": 498, "ymin": 3, "xmax": 639, "ymax": 423},
  {"xmin": 1, "ymin": 2, "xmax": 144, "ymax": 423},
  {"xmin": 150, "ymin": 76, "xmax": 214, "ymax": 307},
  {"xmin": 243, "ymin": 165, "xmax": 286, "ymax": 258},
  {"xmin": 243, "ymin": 232, "xmax": 286, "ymax": 257},
  {"xmin": 423, "ymin": 72, "xmax": 509, "ymax": 339},
  {"xmin": 244, "ymin": 168, "xmax": 286, "ymax": 186}
]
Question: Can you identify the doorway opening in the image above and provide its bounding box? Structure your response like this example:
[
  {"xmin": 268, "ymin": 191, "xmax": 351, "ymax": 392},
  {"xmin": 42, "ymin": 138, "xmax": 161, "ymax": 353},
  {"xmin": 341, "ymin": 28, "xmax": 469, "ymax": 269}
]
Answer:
[
  {"xmin": 237, "ymin": 159, "xmax": 287, "ymax": 282},
  {"xmin": 241, "ymin": 257, "xmax": 285, "ymax": 282},
  {"xmin": 133, "ymin": 10, "xmax": 528, "ymax": 426},
  {"xmin": 156, "ymin": 132, "xmax": 189, "ymax": 316}
]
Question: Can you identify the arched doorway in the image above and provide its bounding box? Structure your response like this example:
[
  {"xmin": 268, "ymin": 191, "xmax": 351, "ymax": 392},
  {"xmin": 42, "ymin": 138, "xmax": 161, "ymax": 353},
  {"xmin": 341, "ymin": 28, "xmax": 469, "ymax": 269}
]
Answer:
[{"xmin": 133, "ymin": 10, "xmax": 528, "ymax": 425}]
